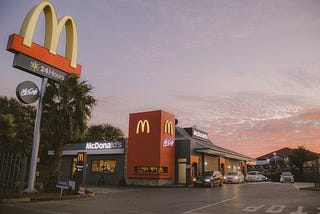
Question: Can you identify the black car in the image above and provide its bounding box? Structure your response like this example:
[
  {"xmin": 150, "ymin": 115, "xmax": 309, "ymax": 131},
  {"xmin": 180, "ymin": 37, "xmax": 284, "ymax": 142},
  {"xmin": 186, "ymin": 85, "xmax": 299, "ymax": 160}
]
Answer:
[{"xmin": 193, "ymin": 171, "xmax": 223, "ymax": 187}]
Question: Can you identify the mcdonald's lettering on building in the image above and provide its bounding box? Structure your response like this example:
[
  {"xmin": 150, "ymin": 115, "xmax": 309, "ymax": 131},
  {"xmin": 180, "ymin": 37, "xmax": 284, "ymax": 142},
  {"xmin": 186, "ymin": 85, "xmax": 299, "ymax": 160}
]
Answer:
[{"xmin": 6, "ymin": 1, "xmax": 81, "ymax": 79}]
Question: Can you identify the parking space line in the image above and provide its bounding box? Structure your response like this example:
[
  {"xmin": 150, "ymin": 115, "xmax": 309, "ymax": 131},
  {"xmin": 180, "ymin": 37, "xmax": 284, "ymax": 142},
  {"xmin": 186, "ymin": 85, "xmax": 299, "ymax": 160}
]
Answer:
[{"xmin": 183, "ymin": 197, "xmax": 237, "ymax": 214}]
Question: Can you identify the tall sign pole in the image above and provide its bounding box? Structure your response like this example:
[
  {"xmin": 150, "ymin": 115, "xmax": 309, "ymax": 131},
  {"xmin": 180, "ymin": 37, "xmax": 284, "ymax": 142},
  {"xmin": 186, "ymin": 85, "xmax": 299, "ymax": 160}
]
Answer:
[
  {"xmin": 27, "ymin": 77, "xmax": 47, "ymax": 192},
  {"xmin": 7, "ymin": 1, "xmax": 81, "ymax": 192}
]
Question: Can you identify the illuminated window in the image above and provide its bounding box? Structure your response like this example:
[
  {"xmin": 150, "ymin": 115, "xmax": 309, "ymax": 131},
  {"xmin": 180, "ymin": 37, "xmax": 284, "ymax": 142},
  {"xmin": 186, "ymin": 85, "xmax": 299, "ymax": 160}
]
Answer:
[
  {"xmin": 91, "ymin": 160, "xmax": 116, "ymax": 173},
  {"xmin": 135, "ymin": 166, "xmax": 168, "ymax": 174},
  {"xmin": 71, "ymin": 157, "xmax": 77, "ymax": 179}
]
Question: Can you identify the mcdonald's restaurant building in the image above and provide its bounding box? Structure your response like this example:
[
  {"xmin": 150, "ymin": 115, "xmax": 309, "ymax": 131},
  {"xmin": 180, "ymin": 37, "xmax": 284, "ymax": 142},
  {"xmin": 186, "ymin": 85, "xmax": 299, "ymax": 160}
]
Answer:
[
  {"xmin": 55, "ymin": 109, "xmax": 252, "ymax": 186},
  {"xmin": 49, "ymin": 141, "xmax": 126, "ymax": 186},
  {"xmin": 126, "ymin": 110, "xmax": 253, "ymax": 186}
]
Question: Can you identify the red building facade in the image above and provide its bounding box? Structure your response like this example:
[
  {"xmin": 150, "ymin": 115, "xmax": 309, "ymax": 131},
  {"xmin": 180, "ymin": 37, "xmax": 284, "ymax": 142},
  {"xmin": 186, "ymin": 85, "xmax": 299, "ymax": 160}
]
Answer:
[{"xmin": 127, "ymin": 110, "xmax": 176, "ymax": 185}]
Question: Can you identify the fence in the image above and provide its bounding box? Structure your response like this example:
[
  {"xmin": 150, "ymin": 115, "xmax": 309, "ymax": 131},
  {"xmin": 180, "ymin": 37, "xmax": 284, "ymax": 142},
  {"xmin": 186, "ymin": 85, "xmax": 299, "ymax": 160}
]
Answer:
[{"xmin": 0, "ymin": 153, "xmax": 27, "ymax": 194}]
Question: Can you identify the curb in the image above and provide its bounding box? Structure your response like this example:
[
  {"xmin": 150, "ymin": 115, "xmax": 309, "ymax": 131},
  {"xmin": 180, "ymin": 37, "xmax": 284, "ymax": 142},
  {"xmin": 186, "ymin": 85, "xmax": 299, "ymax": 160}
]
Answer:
[
  {"xmin": 0, "ymin": 197, "xmax": 31, "ymax": 204},
  {"xmin": 30, "ymin": 192, "xmax": 95, "ymax": 202},
  {"xmin": 0, "ymin": 192, "xmax": 95, "ymax": 204}
]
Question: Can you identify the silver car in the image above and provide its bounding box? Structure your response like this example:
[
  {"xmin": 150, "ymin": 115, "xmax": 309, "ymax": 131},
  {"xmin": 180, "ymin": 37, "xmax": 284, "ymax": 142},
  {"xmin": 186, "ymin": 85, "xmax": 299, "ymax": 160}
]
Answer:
[
  {"xmin": 224, "ymin": 171, "xmax": 245, "ymax": 184},
  {"xmin": 245, "ymin": 171, "xmax": 265, "ymax": 182}
]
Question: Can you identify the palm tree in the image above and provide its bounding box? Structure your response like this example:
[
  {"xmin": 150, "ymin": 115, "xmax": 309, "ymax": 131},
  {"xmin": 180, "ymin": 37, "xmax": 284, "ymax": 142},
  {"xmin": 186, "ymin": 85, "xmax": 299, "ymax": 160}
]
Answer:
[{"xmin": 42, "ymin": 75, "xmax": 96, "ymax": 185}]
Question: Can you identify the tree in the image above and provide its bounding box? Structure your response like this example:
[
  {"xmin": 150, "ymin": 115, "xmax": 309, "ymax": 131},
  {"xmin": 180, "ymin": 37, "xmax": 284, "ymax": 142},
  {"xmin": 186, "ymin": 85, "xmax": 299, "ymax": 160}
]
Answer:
[
  {"xmin": 0, "ymin": 114, "xmax": 17, "ymax": 147},
  {"xmin": 85, "ymin": 124, "xmax": 125, "ymax": 142},
  {"xmin": 289, "ymin": 146, "xmax": 317, "ymax": 181},
  {"xmin": 42, "ymin": 75, "xmax": 96, "ymax": 184},
  {"xmin": 0, "ymin": 96, "xmax": 35, "ymax": 154}
]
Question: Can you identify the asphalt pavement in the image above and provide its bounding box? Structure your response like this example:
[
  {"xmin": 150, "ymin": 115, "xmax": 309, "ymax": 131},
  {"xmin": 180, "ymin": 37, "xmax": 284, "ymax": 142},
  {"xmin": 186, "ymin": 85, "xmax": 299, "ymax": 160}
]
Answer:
[{"xmin": 1, "ymin": 182, "xmax": 319, "ymax": 214}]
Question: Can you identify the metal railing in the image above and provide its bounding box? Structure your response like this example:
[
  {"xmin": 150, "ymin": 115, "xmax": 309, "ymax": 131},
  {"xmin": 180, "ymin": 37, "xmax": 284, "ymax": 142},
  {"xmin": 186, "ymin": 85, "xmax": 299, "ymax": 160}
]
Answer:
[{"xmin": 0, "ymin": 153, "xmax": 27, "ymax": 194}]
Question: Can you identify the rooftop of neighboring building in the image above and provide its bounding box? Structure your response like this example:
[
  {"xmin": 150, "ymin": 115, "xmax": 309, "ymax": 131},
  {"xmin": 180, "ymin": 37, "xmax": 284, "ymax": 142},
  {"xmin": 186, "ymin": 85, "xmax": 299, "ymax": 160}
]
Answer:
[{"xmin": 256, "ymin": 147, "xmax": 320, "ymax": 160}]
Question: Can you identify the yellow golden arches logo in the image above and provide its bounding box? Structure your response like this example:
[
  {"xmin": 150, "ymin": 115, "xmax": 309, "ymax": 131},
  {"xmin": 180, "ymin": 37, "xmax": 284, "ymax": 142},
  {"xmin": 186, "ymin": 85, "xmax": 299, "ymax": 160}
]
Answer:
[
  {"xmin": 164, "ymin": 120, "xmax": 174, "ymax": 135},
  {"xmin": 19, "ymin": 1, "xmax": 78, "ymax": 68},
  {"xmin": 136, "ymin": 120, "xmax": 150, "ymax": 134},
  {"xmin": 77, "ymin": 152, "xmax": 87, "ymax": 163}
]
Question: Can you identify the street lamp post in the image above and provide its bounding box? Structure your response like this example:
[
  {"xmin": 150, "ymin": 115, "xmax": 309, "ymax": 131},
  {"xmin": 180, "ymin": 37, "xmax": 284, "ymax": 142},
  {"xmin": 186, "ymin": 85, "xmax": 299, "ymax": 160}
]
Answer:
[{"xmin": 273, "ymin": 152, "xmax": 277, "ymax": 167}]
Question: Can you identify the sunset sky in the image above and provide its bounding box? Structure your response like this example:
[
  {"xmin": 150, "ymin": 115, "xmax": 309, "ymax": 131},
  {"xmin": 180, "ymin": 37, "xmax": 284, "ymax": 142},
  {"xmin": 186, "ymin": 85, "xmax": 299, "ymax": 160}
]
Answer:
[{"xmin": 1, "ymin": 0, "xmax": 320, "ymax": 158}]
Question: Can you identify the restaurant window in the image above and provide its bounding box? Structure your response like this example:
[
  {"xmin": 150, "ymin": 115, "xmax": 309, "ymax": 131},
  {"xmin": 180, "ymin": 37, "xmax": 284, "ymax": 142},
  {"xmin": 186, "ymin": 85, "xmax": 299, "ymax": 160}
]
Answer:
[
  {"xmin": 71, "ymin": 157, "xmax": 77, "ymax": 180},
  {"xmin": 91, "ymin": 160, "xmax": 116, "ymax": 173},
  {"xmin": 135, "ymin": 166, "xmax": 168, "ymax": 174}
]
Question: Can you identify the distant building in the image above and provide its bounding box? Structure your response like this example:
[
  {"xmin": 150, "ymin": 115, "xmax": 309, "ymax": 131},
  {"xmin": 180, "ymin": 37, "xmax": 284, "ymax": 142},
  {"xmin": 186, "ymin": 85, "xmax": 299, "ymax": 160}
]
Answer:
[
  {"xmin": 256, "ymin": 147, "xmax": 293, "ymax": 165},
  {"xmin": 256, "ymin": 147, "xmax": 320, "ymax": 166}
]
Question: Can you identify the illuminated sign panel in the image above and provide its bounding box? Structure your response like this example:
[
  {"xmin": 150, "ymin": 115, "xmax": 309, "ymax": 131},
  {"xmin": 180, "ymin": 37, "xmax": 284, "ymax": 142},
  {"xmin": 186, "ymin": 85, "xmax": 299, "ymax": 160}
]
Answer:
[
  {"xmin": 85, "ymin": 142, "xmax": 123, "ymax": 150},
  {"xmin": 6, "ymin": 1, "xmax": 81, "ymax": 78},
  {"xmin": 192, "ymin": 129, "xmax": 209, "ymax": 141},
  {"xmin": 13, "ymin": 54, "xmax": 67, "ymax": 81},
  {"xmin": 77, "ymin": 152, "xmax": 87, "ymax": 163},
  {"xmin": 136, "ymin": 120, "xmax": 150, "ymax": 134},
  {"xmin": 162, "ymin": 138, "xmax": 174, "ymax": 147}
]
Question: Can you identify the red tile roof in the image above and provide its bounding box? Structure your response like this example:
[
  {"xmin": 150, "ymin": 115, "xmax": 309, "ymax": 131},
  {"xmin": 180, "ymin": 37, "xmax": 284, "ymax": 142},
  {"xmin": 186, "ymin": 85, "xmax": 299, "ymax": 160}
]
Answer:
[{"xmin": 256, "ymin": 147, "xmax": 320, "ymax": 160}]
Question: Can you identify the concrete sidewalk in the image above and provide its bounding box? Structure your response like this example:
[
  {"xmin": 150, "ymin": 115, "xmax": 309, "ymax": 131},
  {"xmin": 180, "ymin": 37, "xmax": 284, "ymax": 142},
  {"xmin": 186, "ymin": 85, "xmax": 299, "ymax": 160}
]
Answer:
[{"xmin": 0, "ymin": 190, "xmax": 95, "ymax": 204}]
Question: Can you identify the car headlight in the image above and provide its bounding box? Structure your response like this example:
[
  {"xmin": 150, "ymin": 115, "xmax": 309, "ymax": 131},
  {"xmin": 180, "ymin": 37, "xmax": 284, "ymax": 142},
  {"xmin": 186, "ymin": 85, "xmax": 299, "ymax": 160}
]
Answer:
[
  {"xmin": 193, "ymin": 178, "xmax": 196, "ymax": 182},
  {"xmin": 205, "ymin": 179, "xmax": 211, "ymax": 182},
  {"xmin": 235, "ymin": 176, "xmax": 238, "ymax": 179},
  {"xmin": 224, "ymin": 176, "xmax": 226, "ymax": 179}
]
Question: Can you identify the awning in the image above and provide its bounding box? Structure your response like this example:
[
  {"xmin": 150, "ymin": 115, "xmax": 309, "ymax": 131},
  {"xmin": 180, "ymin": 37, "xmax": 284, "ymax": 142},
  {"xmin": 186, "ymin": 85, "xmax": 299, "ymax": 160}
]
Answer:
[{"xmin": 195, "ymin": 148, "xmax": 255, "ymax": 162}]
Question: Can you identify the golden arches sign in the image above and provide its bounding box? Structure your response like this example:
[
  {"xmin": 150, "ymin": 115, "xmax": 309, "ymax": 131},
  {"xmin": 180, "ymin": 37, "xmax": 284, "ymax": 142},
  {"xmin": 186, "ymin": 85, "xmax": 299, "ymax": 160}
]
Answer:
[
  {"xmin": 136, "ymin": 120, "xmax": 150, "ymax": 134},
  {"xmin": 7, "ymin": 1, "xmax": 81, "ymax": 77},
  {"xmin": 77, "ymin": 152, "xmax": 87, "ymax": 163},
  {"xmin": 164, "ymin": 120, "xmax": 174, "ymax": 135},
  {"xmin": 20, "ymin": 1, "xmax": 78, "ymax": 68}
]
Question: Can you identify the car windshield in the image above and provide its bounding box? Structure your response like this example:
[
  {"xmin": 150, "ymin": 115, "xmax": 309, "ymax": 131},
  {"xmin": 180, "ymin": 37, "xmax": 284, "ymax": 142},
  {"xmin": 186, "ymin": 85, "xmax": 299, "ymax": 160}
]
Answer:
[
  {"xmin": 203, "ymin": 171, "xmax": 213, "ymax": 176},
  {"xmin": 282, "ymin": 172, "xmax": 292, "ymax": 176},
  {"xmin": 248, "ymin": 172, "xmax": 258, "ymax": 175},
  {"xmin": 226, "ymin": 172, "xmax": 237, "ymax": 176}
]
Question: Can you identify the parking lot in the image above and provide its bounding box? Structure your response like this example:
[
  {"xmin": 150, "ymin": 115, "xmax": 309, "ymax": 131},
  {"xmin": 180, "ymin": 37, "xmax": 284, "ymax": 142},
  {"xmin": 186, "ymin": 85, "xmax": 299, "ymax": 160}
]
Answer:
[{"xmin": 1, "ymin": 182, "xmax": 319, "ymax": 214}]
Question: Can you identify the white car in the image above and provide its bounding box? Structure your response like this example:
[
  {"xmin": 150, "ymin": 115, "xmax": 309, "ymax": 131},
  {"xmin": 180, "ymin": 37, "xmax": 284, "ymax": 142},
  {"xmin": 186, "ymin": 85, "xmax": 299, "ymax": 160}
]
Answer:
[
  {"xmin": 280, "ymin": 172, "xmax": 294, "ymax": 183},
  {"xmin": 224, "ymin": 171, "xmax": 245, "ymax": 184},
  {"xmin": 245, "ymin": 171, "xmax": 265, "ymax": 182}
]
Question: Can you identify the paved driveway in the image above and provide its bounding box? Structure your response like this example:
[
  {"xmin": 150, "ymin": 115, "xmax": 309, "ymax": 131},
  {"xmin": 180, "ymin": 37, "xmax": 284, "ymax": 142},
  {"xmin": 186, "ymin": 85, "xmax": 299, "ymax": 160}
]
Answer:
[{"xmin": 1, "ymin": 182, "xmax": 319, "ymax": 214}]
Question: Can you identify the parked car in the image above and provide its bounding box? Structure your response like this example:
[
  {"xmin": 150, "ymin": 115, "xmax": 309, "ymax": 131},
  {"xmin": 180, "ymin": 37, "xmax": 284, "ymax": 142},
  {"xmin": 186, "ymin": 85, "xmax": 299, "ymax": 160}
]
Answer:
[
  {"xmin": 193, "ymin": 171, "xmax": 223, "ymax": 187},
  {"xmin": 280, "ymin": 172, "xmax": 294, "ymax": 183},
  {"xmin": 224, "ymin": 171, "xmax": 245, "ymax": 184},
  {"xmin": 260, "ymin": 175, "xmax": 268, "ymax": 182},
  {"xmin": 245, "ymin": 171, "xmax": 265, "ymax": 182}
]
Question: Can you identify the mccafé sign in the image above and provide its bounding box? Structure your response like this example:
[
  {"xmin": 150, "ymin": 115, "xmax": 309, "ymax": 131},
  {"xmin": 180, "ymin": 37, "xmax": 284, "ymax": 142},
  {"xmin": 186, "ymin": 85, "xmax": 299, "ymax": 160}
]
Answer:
[
  {"xmin": 16, "ymin": 81, "xmax": 39, "ymax": 104},
  {"xmin": 7, "ymin": 1, "xmax": 81, "ymax": 79}
]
